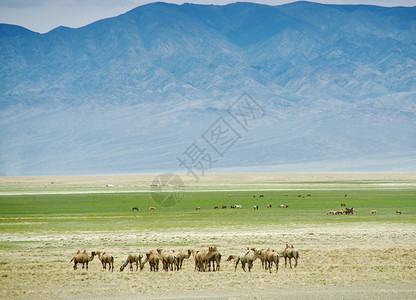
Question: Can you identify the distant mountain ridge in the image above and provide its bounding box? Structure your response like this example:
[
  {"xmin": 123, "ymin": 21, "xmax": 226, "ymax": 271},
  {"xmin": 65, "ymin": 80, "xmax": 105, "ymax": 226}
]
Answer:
[{"xmin": 0, "ymin": 2, "xmax": 415, "ymax": 176}]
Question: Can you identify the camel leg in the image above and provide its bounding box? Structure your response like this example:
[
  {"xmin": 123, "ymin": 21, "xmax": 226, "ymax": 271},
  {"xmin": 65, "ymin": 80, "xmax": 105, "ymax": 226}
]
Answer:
[
  {"xmin": 294, "ymin": 257, "xmax": 298, "ymax": 268},
  {"xmin": 276, "ymin": 259, "xmax": 279, "ymax": 273},
  {"xmin": 242, "ymin": 262, "xmax": 246, "ymax": 272},
  {"xmin": 234, "ymin": 258, "xmax": 240, "ymax": 271},
  {"xmin": 86, "ymin": 262, "xmax": 88, "ymax": 270},
  {"xmin": 284, "ymin": 257, "xmax": 287, "ymax": 268},
  {"xmin": 289, "ymin": 258, "xmax": 292, "ymax": 269}
]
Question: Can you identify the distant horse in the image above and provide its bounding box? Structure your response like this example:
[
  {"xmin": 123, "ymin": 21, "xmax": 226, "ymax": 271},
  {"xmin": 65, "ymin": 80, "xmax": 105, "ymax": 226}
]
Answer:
[{"xmin": 132, "ymin": 207, "xmax": 139, "ymax": 212}]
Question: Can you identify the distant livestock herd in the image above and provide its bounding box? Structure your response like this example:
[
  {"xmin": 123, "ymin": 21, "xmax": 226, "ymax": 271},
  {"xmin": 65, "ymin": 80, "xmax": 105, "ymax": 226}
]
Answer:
[{"xmin": 70, "ymin": 244, "xmax": 300, "ymax": 273}]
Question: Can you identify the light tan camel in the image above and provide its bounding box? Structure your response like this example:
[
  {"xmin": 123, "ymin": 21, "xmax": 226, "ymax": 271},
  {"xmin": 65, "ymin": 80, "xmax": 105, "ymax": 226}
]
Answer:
[
  {"xmin": 157, "ymin": 249, "xmax": 176, "ymax": 271},
  {"xmin": 258, "ymin": 248, "xmax": 268, "ymax": 270},
  {"xmin": 175, "ymin": 249, "xmax": 191, "ymax": 271},
  {"xmin": 191, "ymin": 247, "xmax": 216, "ymax": 272},
  {"xmin": 70, "ymin": 250, "xmax": 96, "ymax": 270},
  {"xmin": 208, "ymin": 247, "xmax": 222, "ymax": 271},
  {"xmin": 120, "ymin": 253, "xmax": 142, "ymax": 272},
  {"xmin": 227, "ymin": 248, "xmax": 260, "ymax": 272},
  {"xmin": 283, "ymin": 244, "xmax": 299, "ymax": 268},
  {"xmin": 96, "ymin": 251, "xmax": 114, "ymax": 272},
  {"xmin": 265, "ymin": 249, "xmax": 279, "ymax": 273},
  {"xmin": 141, "ymin": 250, "xmax": 159, "ymax": 272}
]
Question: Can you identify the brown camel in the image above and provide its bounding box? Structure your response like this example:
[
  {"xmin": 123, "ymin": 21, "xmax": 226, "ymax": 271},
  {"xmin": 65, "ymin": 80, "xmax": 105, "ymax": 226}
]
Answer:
[
  {"xmin": 283, "ymin": 244, "xmax": 299, "ymax": 268},
  {"xmin": 141, "ymin": 250, "xmax": 160, "ymax": 272},
  {"xmin": 96, "ymin": 251, "xmax": 114, "ymax": 272},
  {"xmin": 258, "ymin": 248, "xmax": 268, "ymax": 270},
  {"xmin": 208, "ymin": 248, "xmax": 222, "ymax": 271},
  {"xmin": 265, "ymin": 249, "xmax": 279, "ymax": 273},
  {"xmin": 191, "ymin": 247, "xmax": 216, "ymax": 272},
  {"xmin": 175, "ymin": 249, "xmax": 191, "ymax": 271},
  {"xmin": 157, "ymin": 249, "xmax": 176, "ymax": 271},
  {"xmin": 120, "ymin": 253, "xmax": 142, "ymax": 272},
  {"xmin": 70, "ymin": 250, "xmax": 96, "ymax": 270}
]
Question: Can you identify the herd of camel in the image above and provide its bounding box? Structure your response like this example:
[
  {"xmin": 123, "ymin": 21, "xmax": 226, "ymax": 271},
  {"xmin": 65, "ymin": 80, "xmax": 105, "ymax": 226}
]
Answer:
[{"xmin": 70, "ymin": 244, "xmax": 299, "ymax": 273}]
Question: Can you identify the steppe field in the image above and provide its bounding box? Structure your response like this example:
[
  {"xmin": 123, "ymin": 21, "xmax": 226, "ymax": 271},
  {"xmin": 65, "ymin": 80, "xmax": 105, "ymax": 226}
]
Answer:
[{"xmin": 0, "ymin": 173, "xmax": 415, "ymax": 299}]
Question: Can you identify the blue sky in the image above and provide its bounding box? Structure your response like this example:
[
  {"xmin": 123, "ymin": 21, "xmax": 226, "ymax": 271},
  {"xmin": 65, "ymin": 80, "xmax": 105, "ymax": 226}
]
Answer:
[{"xmin": 1, "ymin": 0, "xmax": 415, "ymax": 33}]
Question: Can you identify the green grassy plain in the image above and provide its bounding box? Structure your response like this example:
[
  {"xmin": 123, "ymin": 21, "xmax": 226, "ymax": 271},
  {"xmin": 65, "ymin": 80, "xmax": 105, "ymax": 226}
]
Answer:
[{"xmin": 0, "ymin": 188, "xmax": 414, "ymax": 236}]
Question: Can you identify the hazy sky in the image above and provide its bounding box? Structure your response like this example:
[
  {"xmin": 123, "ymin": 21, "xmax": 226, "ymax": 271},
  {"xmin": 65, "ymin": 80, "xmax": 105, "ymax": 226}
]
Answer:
[{"xmin": 1, "ymin": 0, "xmax": 415, "ymax": 33}]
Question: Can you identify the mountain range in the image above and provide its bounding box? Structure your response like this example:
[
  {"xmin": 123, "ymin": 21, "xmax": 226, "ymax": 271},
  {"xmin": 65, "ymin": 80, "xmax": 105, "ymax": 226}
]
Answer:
[{"xmin": 1, "ymin": 1, "xmax": 415, "ymax": 176}]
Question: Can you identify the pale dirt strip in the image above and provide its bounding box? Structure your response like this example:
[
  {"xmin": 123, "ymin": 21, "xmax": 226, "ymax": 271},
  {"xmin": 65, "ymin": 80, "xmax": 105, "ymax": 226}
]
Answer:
[{"xmin": 2, "ymin": 184, "xmax": 416, "ymax": 196}]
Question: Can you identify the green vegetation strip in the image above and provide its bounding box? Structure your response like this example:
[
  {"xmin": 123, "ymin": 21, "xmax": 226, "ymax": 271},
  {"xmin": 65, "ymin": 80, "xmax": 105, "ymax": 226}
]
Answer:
[{"xmin": 0, "ymin": 189, "xmax": 414, "ymax": 234}]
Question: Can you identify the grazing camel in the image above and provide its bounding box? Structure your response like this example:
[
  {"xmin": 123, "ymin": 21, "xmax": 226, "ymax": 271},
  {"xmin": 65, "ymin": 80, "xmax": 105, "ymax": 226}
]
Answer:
[
  {"xmin": 157, "ymin": 249, "xmax": 176, "ymax": 271},
  {"xmin": 283, "ymin": 244, "xmax": 299, "ymax": 268},
  {"xmin": 265, "ymin": 249, "xmax": 279, "ymax": 273},
  {"xmin": 120, "ymin": 253, "xmax": 142, "ymax": 272},
  {"xmin": 370, "ymin": 210, "xmax": 377, "ymax": 214},
  {"xmin": 141, "ymin": 250, "xmax": 160, "ymax": 272},
  {"xmin": 96, "ymin": 251, "xmax": 114, "ymax": 272},
  {"xmin": 396, "ymin": 210, "xmax": 402, "ymax": 215},
  {"xmin": 175, "ymin": 249, "xmax": 191, "ymax": 271},
  {"xmin": 228, "ymin": 248, "xmax": 260, "ymax": 272},
  {"xmin": 70, "ymin": 250, "xmax": 96, "ymax": 270},
  {"xmin": 149, "ymin": 206, "xmax": 156, "ymax": 211}
]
